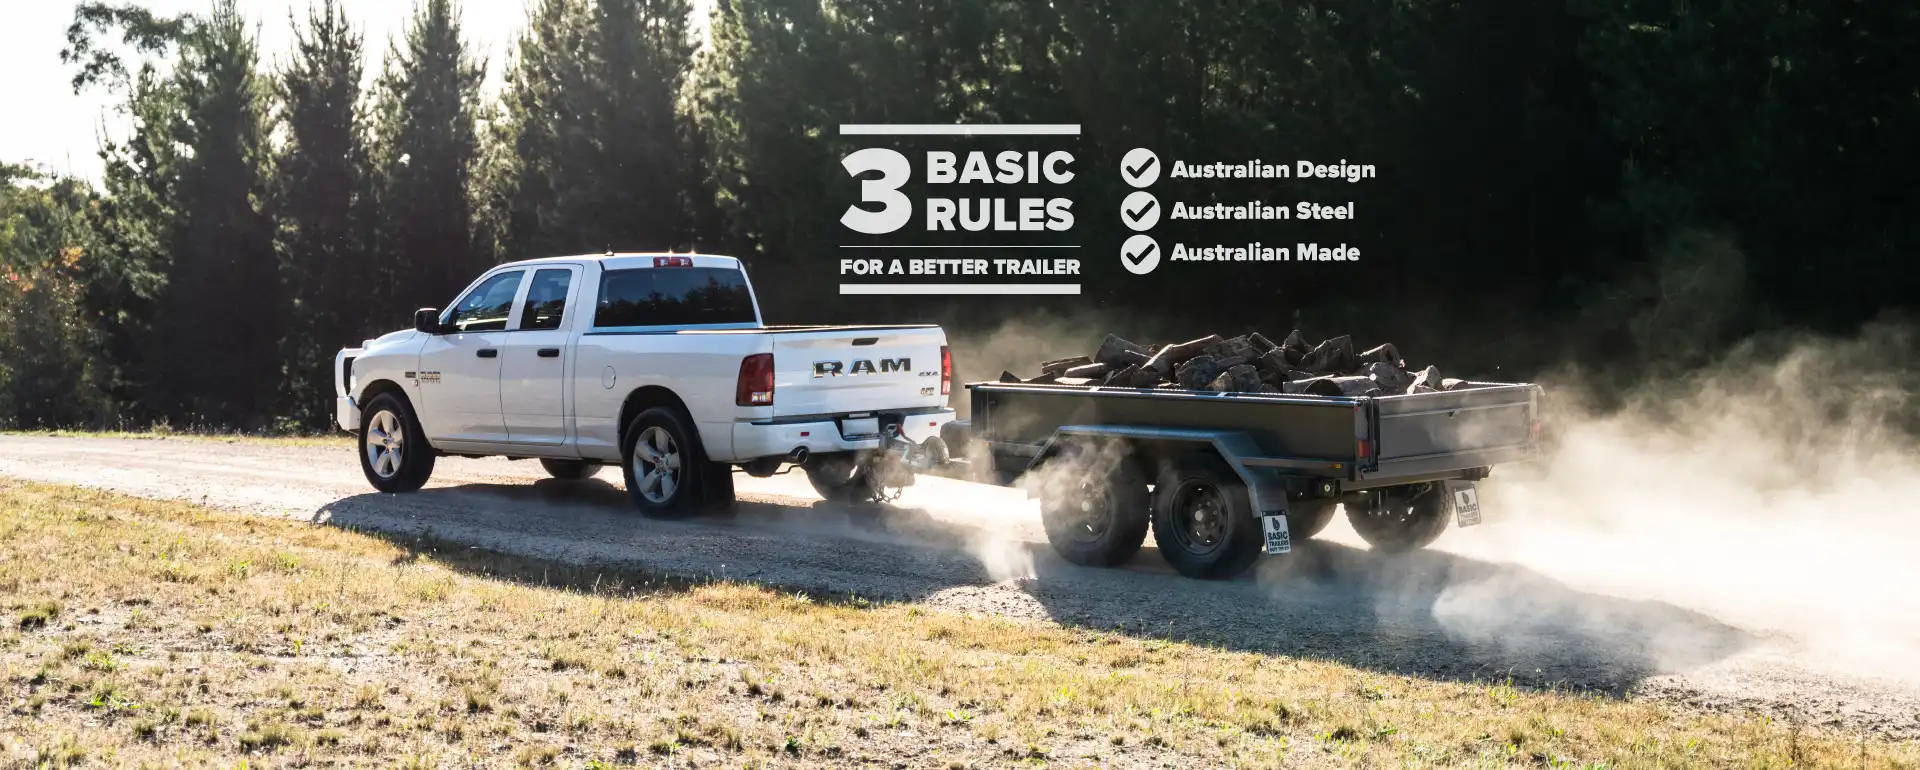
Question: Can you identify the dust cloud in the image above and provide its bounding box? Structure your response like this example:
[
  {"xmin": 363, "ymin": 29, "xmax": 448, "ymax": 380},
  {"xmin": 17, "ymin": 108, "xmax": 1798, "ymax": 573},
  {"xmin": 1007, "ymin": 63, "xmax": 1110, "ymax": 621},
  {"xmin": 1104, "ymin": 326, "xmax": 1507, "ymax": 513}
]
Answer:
[{"xmin": 1436, "ymin": 322, "xmax": 1920, "ymax": 683}]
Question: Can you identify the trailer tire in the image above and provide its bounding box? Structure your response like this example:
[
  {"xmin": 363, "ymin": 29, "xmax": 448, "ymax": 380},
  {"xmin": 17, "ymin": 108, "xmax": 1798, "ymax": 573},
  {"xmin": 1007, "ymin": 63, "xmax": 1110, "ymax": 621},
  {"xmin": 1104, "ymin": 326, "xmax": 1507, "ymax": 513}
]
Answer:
[
  {"xmin": 1346, "ymin": 484, "xmax": 1450, "ymax": 552},
  {"xmin": 1151, "ymin": 454, "xmax": 1262, "ymax": 579},
  {"xmin": 806, "ymin": 453, "xmax": 875, "ymax": 504},
  {"xmin": 359, "ymin": 393, "xmax": 435, "ymax": 493},
  {"xmin": 1288, "ymin": 500, "xmax": 1339, "ymax": 540},
  {"xmin": 621, "ymin": 407, "xmax": 706, "ymax": 519},
  {"xmin": 1039, "ymin": 457, "xmax": 1150, "ymax": 567},
  {"xmin": 540, "ymin": 459, "xmax": 603, "ymax": 480}
]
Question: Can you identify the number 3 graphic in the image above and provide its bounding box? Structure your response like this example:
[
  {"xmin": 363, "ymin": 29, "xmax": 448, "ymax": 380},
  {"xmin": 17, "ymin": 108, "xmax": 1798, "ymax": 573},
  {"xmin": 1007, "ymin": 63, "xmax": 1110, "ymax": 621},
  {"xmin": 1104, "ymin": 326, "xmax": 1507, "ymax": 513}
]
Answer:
[{"xmin": 841, "ymin": 148, "xmax": 912, "ymax": 235}]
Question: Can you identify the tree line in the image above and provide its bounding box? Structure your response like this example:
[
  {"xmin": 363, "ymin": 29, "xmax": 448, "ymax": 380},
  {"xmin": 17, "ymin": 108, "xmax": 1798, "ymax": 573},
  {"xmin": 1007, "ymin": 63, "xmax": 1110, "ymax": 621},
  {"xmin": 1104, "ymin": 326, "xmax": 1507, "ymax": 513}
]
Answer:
[{"xmin": 1, "ymin": 0, "xmax": 1913, "ymax": 431}]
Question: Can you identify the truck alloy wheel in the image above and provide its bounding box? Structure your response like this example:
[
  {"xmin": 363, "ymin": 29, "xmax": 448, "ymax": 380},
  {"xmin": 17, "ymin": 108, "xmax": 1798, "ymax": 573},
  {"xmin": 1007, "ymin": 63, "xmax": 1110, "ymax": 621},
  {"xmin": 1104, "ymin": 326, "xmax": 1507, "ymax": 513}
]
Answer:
[
  {"xmin": 1039, "ymin": 457, "xmax": 1149, "ymax": 567},
  {"xmin": 621, "ymin": 407, "xmax": 704, "ymax": 518},
  {"xmin": 631, "ymin": 427, "xmax": 682, "ymax": 503},
  {"xmin": 1345, "ymin": 484, "xmax": 1450, "ymax": 552},
  {"xmin": 1150, "ymin": 455, "xmax": 1262, "ymax": 579},
  {"xmin": 366, "ymin": 411, "xmax": 406, "ymax": 480},
  {"xmin": 358, "ymin": 393, "xmax": 435, "ymax": 493}
]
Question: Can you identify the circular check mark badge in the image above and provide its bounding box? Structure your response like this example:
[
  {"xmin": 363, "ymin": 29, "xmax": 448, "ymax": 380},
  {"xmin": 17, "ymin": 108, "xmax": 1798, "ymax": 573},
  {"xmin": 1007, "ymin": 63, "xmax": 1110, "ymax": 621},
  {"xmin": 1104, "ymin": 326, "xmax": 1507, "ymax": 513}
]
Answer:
[
  {"xmin": 1121, "ymin": 148, "xmax": 1160, "ymax": 188},
  {"xmin": 1121, "ymin": 191, "xmax": 1160, "ymax": 231},
  {"xmin": 1121, "ymin": 235, "xmax": 1160, "ymax": 275}
]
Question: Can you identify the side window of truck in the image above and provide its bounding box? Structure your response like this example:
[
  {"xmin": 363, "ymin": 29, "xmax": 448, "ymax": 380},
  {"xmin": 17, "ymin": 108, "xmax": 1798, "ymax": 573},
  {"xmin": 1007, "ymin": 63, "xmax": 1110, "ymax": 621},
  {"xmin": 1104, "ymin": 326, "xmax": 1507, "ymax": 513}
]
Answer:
[
  {"xmin": 445, "ymin": 271, "xmax": 524, "ymax": 332},
  {"xmin": 518, "ymin": 269, "xmax": 573, "ymax": 330},
  {"xmin": 593, "ymin": 267, "xmax": 755, "ymax": 328}
]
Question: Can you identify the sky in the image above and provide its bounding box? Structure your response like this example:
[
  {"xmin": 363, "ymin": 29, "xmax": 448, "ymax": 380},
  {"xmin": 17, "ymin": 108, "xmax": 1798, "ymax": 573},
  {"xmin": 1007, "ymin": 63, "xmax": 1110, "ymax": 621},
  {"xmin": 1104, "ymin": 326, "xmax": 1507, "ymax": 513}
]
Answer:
[{"xmin": 0, "ymin": 1, "xmax": 709, "ymax": 182}]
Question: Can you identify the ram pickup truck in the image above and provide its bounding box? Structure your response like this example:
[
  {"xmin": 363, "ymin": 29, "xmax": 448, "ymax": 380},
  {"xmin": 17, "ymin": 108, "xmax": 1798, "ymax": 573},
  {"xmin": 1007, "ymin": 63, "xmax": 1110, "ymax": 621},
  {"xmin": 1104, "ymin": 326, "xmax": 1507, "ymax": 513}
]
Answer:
[{"xmin": 334, "ymin": 253, "xmax": 956, "ymax": 516}]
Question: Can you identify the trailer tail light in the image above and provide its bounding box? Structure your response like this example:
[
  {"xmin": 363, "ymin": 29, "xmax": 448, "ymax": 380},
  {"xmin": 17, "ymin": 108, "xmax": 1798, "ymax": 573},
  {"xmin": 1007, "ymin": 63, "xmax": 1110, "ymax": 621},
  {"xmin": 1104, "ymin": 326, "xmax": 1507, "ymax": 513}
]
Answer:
[
  {"xmin": 653, "ymin": 256, "xmax": 693, "ymax": 268},
  {"xmin": 940, "ymin": 345, "xmax": 952, "ymax": 396},
  {"xmin": 1529, "ymin": 418, "xmax": 1543, "ymax": 445},
  {"xmin": 736, "ymin": 353, "xmax": 774, "ymax": 406},
  {"xmin": 1357, "ymin": 438, "xmax": 1372, "ymax": 460}
]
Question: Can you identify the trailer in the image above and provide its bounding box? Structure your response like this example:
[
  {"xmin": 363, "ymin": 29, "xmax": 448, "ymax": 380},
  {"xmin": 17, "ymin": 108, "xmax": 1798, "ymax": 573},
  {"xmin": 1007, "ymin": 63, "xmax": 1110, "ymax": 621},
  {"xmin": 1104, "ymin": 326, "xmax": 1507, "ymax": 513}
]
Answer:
[{"xmin": 915, "ymin": 379, "xmax": 1543, "ymax": 579}]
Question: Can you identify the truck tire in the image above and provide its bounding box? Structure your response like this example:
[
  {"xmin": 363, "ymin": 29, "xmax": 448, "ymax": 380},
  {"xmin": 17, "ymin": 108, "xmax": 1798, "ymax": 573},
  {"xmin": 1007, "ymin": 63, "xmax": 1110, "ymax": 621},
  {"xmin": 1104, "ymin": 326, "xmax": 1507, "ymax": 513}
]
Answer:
[
  {"xmin": 621, "ymin": 407, "xmax": 707, "ymax": 519},
  {"xmin": 1151, "ymin": 454, "xmax": 1262, "ymax": 579},
  {"xmin": 540, "ymin": 459, "xmax": 603, "ymax": 480},
  {"xmin": 1346, "ymin": 484, "xmax": 1450, "ymax": 552},
  {"xmin": 1039, "ymin": 457, "xmax": 1150, "ymax": 567},
  {"xmin": 1288, "ymin": 499, "xmax": 1338, "ymax": 540},
  {"xmin": 359, "ymin": 393, "xmax": 435, "ymax": 493}
]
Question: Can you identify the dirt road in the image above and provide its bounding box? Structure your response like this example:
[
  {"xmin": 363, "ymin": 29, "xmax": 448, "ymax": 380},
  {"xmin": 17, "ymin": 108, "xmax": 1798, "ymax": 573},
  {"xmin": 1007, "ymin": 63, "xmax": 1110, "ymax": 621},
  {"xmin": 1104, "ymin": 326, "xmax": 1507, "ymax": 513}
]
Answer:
[{"xmin": 2, "ymin": 435, "xmax": 1915, "ymax": 737}]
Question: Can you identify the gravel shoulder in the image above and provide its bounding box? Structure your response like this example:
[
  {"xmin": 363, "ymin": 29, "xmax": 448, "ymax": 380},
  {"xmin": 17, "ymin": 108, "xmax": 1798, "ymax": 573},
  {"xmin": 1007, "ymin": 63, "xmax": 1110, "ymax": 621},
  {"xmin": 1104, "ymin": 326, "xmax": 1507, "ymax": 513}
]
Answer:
[{"xmin": 2, "ymin": 435, "xmax": 1916, "ymax": 738}]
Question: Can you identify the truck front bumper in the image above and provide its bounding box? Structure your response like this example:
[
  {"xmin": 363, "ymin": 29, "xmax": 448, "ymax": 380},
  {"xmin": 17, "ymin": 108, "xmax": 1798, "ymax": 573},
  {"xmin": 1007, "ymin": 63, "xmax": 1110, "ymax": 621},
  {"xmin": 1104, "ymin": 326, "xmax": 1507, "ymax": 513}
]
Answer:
[
  {"xmin": 730, "ymin": 409, "xmax": 956, "ymax": 461},
  {"xmin": 336, "ymin": 396, "xmax": 359, "ymax": 433}
]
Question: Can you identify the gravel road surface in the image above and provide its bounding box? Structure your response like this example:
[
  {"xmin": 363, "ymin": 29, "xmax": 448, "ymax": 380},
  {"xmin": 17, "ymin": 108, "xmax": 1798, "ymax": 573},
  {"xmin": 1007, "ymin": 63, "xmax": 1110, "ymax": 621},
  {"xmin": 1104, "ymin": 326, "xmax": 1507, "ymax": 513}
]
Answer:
[{"xmin": 2, "ymin": 435, "xmax": 1915, "ymax": 737}]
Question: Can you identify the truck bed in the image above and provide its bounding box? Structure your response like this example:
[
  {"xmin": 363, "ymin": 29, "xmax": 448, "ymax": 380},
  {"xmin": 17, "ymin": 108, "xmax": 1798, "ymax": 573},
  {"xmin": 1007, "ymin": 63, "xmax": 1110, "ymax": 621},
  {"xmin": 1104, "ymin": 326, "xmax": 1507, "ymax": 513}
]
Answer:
[{"xmin": 965, "ymin": 380, "xmax": 1541, "ymax": 490}]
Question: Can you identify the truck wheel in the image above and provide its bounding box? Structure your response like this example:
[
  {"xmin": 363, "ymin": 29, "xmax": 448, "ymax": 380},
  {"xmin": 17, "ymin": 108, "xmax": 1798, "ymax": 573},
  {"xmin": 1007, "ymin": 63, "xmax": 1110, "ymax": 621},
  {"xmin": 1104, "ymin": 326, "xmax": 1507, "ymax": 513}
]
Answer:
[
  {"xmin": 1346, "ymin": 484, "xmax": 1450, "ymax": 552},
  {"xmin": 359, "ymin": 393, "xmax": 435, "ymax": 493},
  {"xmin": 1151, "ymin": 454, "xmax": 1262, "ymax": 579},
  {"xmin": 621, "ymin": 407, "xmax": 706, "ymax": 519},
  {"xmin": 540, "ymin": 459, "xmax": 603, "ymax": 480},
  {"xmin": 1288, "ymin": 499, "xmax": 1338, "ymax": 540},
  {"xmin": 1040, "ymin": 458, "xmax": 1150, "ymax": 567}
]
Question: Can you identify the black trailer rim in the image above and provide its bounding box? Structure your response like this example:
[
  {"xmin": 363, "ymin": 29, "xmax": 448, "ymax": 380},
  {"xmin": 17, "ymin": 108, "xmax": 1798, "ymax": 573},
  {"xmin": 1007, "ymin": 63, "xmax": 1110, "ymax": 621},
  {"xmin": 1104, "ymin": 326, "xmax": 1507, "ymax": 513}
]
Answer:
[
  {"xmin": 1168, "ymin": 480, "xmax": 1228, "ymax": 555},
  {"xmin": 1062, "ymin": 481, "xmax": 1115, "ymax": 544}
]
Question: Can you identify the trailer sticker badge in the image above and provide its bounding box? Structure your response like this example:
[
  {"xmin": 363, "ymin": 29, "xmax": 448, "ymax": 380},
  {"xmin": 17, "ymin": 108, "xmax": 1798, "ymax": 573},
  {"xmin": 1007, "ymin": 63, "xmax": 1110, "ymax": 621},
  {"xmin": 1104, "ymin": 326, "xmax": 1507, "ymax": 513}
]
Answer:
[
  {"xmin": 1261, "ymin": 513, "xmax": 1292, "ymax": 555},
  {"xmin": 1446, "ymin": 481, "xmax": 1482, "ymax": 527}
]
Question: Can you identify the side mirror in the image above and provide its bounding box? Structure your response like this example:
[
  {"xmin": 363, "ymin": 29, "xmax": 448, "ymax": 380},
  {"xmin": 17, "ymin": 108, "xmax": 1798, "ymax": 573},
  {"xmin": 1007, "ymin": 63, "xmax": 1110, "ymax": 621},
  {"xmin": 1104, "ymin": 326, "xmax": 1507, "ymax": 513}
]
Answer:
[{"xmin": 414, "ymin": 308, "xmax": 444, "ymax": 334}]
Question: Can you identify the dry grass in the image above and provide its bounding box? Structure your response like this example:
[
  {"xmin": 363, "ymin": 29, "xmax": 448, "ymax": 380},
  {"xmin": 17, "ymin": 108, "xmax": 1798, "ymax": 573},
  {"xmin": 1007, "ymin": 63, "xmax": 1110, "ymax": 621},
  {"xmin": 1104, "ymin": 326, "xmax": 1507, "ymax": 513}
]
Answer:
[{"xmin": 0, "ymin": 479, "xmax": 1912, "ymax": 768}]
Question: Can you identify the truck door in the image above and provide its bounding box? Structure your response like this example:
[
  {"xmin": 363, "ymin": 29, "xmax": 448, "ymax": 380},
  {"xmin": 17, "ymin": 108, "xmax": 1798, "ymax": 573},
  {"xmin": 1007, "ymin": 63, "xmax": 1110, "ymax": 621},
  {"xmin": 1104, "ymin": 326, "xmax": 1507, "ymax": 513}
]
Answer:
[
  {"xmin": 415, "ymin": 269, "xmax": 523, "ymax": 445},
  {"xmin": 500, "ymin": 265, "xmax": 581, "ymax": 447}
]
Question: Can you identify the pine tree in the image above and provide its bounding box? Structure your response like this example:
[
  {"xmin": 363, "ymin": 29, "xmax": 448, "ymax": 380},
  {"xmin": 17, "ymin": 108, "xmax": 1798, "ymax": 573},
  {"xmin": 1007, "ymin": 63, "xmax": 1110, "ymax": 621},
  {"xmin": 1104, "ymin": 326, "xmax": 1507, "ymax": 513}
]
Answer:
[
  {"xmin": 273, "ymin": 0, "xmax": 373, "ymax": 429},
  {"xmin": 484, "ymin": 0, "xmax": 696, "ymax": 261},
  {"xmin": 149, "ymin": 0, "xmax": 279, "ymax": 427},
  {"xmin": 370, "ymin": 0, "xmax": 486, "ymax": 317}
]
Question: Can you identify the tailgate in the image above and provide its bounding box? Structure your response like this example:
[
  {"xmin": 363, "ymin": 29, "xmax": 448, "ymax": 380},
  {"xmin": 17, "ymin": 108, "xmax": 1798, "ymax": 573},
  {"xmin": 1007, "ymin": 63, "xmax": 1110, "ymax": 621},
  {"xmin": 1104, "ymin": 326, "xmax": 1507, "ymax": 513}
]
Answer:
[
  {"xmin": 1369, "ymin": 384, "xmax": 1540, "ymax": 475},
  {"xmin": 772, "ymin": 327, "xmax": 948, "ymax": 417}
]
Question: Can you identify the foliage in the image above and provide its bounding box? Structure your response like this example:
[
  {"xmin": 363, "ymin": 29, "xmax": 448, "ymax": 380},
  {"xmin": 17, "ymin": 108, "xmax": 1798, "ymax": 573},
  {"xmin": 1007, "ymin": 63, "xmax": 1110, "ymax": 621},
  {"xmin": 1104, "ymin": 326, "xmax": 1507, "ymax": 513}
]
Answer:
[{"xmin": 14, "ymin": 0, "xmax": 1917, "ymax": 431}]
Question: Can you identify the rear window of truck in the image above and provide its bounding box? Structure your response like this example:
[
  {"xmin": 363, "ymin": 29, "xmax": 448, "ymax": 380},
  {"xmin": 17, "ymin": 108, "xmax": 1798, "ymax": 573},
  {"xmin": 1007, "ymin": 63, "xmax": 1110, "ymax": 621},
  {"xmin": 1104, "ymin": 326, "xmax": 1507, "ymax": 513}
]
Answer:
[{"xmin": 593, "ymin": 267, "xmax": 756, "ymax": 328}]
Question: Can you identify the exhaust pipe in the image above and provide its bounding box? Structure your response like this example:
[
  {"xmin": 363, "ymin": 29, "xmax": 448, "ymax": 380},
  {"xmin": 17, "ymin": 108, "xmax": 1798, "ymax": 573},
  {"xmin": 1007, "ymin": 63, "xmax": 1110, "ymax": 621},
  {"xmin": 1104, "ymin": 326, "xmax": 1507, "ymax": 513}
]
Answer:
[{"xmin": 787, "ymin": 446, "xmax": 810, "ymax": 466}]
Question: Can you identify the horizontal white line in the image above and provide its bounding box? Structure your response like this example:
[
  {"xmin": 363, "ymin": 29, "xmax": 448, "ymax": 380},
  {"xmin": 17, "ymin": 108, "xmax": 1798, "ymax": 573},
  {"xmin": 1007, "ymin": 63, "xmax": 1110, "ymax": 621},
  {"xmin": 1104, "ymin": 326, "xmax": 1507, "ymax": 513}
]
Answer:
[
  {"xmin": 838, "ymin": 124, "xmax": 1081, "ymax": 136},
  {"xmin": 838, "ymin": 245, "xmax": 1080, "ymax": 249},
  {"xmin": 840, "ymin": 284, "xmax": 1081, "ymax": 295}
]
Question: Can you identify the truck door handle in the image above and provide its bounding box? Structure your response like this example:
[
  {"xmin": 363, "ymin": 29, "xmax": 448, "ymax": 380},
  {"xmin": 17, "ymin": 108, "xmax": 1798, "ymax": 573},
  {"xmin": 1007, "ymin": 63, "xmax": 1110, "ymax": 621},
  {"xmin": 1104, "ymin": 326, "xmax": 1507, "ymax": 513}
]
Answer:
[
  {"xmin": 476, "ymin": 349, "xmax": 498, "ymax": 358},
  {"xmin": 537, "ymin": 348, "xmax": 561, "ymax": 358}
]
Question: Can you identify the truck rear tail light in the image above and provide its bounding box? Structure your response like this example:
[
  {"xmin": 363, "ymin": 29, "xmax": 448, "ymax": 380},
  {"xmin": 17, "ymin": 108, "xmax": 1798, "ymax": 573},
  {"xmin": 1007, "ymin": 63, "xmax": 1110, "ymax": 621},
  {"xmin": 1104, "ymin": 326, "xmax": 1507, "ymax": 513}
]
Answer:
[
  {"xmin": 653, "ymin": 256, "xmax": 693, "ymax": 268},
  {"xmin": 736, "ymin": 353, "xmax": 774, "ymax": 406},
  {"xmin": 940, "ymin": 345, "xmax": 952, "ymax": 396}
]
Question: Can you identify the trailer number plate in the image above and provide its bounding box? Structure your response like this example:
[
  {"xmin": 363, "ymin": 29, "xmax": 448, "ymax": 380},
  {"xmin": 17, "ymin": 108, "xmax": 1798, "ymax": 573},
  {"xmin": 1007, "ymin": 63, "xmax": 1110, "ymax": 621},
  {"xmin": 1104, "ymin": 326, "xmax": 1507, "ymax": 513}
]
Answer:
[
  {"xmin": 1261, "ymin": 513, "xmax": 1292, "ymax": 555},
  {"xmin": 1445, "ymin": 481, "xmax": 1482, "ymax": 527}
]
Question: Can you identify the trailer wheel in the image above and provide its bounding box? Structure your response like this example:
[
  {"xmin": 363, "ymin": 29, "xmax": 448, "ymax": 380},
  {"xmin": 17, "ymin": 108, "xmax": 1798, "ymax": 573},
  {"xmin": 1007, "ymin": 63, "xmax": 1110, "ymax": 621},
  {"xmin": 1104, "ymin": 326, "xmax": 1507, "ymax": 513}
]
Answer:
[
  {"xmin": 1346, "ymin": 484, "xmax": 1450, "ymax": 552},
  {"xmin": 540, "ymin": 459, "xmax": 603, "ymax": 480},
  {"xmin": 1039, "ymin": 457, "xmax": 1150, "ymax": 567},
  {"xmin": 1288, "ymin": 500, "xmax": 1338, "ymax": 540},
  {"xmin": 1151, "ymin": 454, "xmax": 1262, "ymax": 579},
  {"xmin": 806, "ymin": 453, "xmax": 876, "ymax": 504}
]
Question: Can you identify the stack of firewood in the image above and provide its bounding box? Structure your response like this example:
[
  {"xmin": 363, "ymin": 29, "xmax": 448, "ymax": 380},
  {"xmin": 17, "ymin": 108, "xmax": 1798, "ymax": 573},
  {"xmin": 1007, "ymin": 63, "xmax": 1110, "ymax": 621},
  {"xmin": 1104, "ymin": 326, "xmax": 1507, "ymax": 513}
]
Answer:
[{"xmin": 1001, "ymin": 332, "xmax": 1481, "ymax": 397}]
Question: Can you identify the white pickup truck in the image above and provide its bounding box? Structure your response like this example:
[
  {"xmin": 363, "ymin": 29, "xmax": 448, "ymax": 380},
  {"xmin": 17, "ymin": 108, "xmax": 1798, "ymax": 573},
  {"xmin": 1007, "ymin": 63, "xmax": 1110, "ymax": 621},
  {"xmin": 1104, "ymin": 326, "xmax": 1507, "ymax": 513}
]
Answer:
[{"xmin": 334, "ymin": 253, "xmax": 956, "ymax": 516}]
